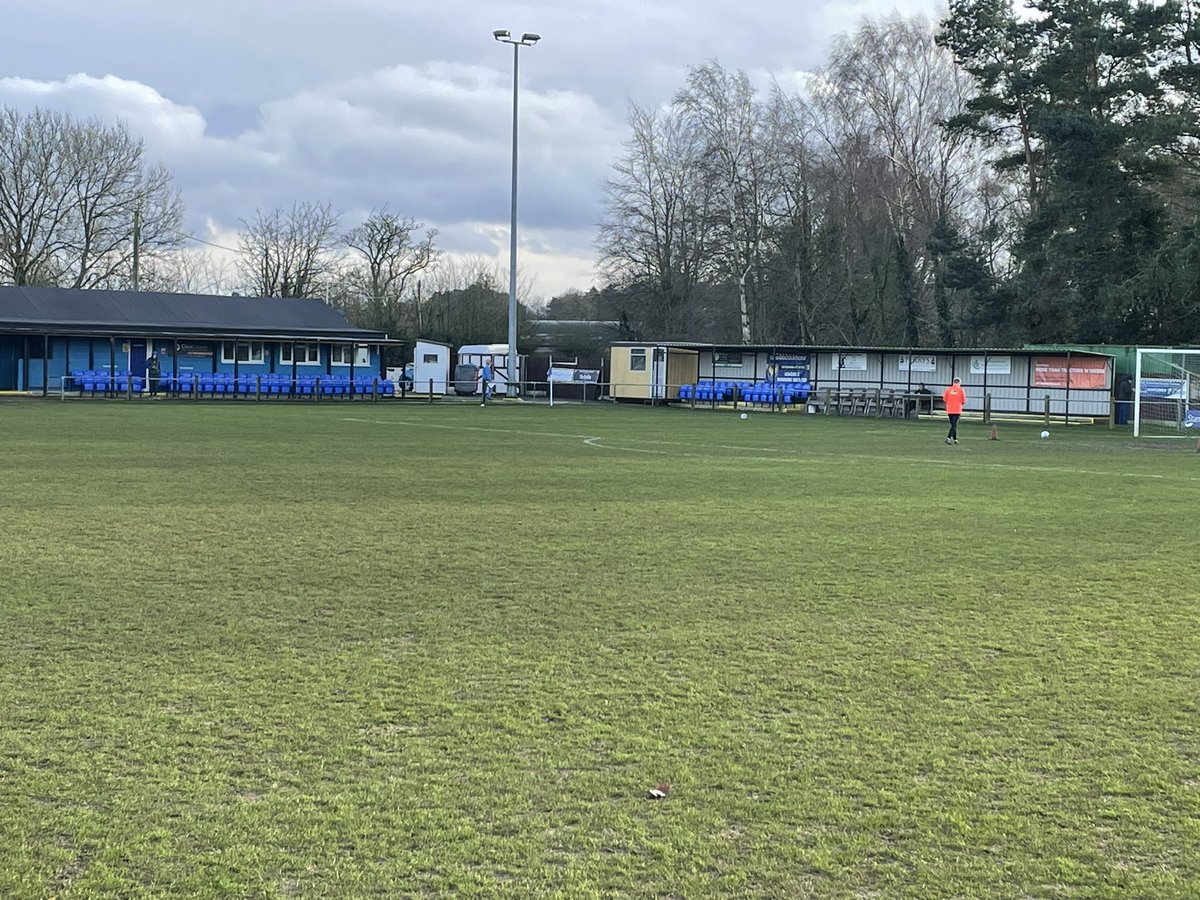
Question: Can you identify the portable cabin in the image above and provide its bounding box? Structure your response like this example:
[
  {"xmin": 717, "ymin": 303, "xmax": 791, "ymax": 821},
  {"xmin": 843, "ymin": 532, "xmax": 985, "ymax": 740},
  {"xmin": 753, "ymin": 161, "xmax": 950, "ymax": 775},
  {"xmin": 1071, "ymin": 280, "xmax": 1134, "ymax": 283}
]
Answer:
[
  {"xmin": 609, "ymin": 344, "xmax": 700, "ymax": 401},
  {"xmin": 457, "ymin": 343, "xmax": 523, "ymax": 396},
  {"xmin": 410, "ymin": 339, "xmax": 452, "ymax": 394}
]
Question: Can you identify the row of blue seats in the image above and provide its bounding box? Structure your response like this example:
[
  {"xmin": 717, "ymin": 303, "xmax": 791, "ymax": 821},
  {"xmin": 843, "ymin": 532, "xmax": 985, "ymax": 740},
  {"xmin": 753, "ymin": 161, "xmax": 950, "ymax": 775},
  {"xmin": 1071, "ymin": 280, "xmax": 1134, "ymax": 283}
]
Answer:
[
  {"xmin": 72, "ymin": 370, "xmax": 395, "ymax": 397},
  {"xmin": 679, "ymin": 380, "xmax": 812, "ymax": 404},
  {"xmin": 164, "ymin": 373, "xmax": 396, "ymax": 397},
  {"xmin": 73, "ymin": 370, "xmax": 143, "ymax": 393}
]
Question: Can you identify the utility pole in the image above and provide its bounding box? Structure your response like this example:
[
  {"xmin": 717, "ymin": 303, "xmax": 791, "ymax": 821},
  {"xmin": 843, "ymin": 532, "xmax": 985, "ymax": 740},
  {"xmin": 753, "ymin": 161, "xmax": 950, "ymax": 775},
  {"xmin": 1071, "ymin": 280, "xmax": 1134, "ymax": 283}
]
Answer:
[{"xmin": 132, "ymin": 206, "xmax": 141, "ymax": 291}]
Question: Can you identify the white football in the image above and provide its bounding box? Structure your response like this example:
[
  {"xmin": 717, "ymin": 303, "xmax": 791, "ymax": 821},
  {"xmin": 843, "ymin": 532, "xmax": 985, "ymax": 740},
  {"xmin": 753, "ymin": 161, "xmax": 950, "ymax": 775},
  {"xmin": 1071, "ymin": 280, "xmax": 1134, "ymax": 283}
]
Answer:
[
  {"xmin": 740, "ymin": 413, "xmax": 748, "ymax": 420},
  {"xmin": 1040, "ymin": 430, "xmax": 1050, "ymax": 439}
]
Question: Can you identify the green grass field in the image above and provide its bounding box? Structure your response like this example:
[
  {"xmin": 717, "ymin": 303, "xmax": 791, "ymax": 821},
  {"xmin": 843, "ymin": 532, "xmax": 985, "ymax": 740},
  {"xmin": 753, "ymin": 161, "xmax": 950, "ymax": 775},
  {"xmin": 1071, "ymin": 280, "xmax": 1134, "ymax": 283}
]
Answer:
[{"xmin": 2, "ymin": 399, "xmax": 1198, "ymax": 897}]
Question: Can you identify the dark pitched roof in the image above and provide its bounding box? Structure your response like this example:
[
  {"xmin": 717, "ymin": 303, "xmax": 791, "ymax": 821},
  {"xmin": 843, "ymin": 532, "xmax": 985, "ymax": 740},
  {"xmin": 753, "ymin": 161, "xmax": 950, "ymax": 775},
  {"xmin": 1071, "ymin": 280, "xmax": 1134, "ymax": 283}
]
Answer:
[
  {"xmin": 609, "ymin": 340, "xmax": 1114, "ymax": 357},
  {"xmin": 0, "ymin": 286, "xmax": 392, "ymax": 341}
]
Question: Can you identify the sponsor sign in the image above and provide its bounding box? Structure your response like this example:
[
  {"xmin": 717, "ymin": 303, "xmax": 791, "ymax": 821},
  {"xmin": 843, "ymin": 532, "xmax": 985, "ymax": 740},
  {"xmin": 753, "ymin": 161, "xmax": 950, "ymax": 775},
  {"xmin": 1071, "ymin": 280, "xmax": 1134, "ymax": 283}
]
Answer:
[
  {"xmin": 1139, "ymin": 378, "xmax": 1185, "ymax": 400},
  {"xmin": 178, "ymin": 342, "xmax": 213, "ymax": 357},
  {"xmin": 768, "ymin": 355, "xmax": 810, "ymax": 381},
  {"xmin": 969, "ymin": 355, "xmax": 1011, "ymax": 375},
  {"xmin": 835, "ymin": 353, "xmax": 867, "ymax": 371},
  {"xmin": 898, "ymin": 354, "xmax": 936, "ymax": 373},
  {"xmin": 548, "ymin": 367, "xmax": 600, "ymax": 384},
  {"xmin": 1033, "ymin": 356, "xmax": 1107, "ymax": 389}
]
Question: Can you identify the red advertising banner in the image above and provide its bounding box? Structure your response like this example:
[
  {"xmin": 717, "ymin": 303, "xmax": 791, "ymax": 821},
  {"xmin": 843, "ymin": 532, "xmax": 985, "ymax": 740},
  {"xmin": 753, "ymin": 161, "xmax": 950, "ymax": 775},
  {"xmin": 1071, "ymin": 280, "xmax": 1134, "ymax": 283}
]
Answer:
[{"xmin": 1033, "ymin": 356, "xmax": 1108, "ymax": 389}]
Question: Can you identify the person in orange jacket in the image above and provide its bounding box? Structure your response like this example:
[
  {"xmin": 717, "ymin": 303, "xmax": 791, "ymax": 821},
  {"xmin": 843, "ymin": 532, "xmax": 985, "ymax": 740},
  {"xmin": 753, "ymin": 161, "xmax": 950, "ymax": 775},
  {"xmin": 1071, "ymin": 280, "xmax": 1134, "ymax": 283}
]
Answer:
[{"xmin": 943, "ymin": 377, "xmax": 966, "ymax": 444}]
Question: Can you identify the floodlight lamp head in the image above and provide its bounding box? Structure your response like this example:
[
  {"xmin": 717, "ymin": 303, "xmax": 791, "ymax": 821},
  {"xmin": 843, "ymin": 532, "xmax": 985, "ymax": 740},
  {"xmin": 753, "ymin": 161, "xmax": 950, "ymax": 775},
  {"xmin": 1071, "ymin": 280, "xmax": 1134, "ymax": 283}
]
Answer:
[
  {"xmin": 521, "ymin": 32, "xmax": 541, "ymax": 43},
  {"xmin": 493, "ymin": 29, "xmax": 511, "ymax": 40}
]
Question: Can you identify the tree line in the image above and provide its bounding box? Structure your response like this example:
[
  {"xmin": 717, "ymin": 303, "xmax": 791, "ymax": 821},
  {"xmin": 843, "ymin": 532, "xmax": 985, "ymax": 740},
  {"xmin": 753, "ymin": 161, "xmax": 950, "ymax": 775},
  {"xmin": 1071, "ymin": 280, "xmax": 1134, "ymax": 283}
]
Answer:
[
  {"xmin": 4, "ymin": 0, "xmax": 1198, "ymax": 352},
  {"xmin": 598, "ymin": 0, "xmax": 1200, "ymax": 347}
]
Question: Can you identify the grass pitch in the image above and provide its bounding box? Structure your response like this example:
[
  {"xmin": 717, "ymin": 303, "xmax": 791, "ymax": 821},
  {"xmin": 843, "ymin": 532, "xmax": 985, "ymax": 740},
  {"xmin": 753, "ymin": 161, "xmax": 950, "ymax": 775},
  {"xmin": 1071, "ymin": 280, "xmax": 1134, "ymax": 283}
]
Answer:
[{"xmin": 1, "ymin": 399, "xmax": 1198, "ymax": 897}]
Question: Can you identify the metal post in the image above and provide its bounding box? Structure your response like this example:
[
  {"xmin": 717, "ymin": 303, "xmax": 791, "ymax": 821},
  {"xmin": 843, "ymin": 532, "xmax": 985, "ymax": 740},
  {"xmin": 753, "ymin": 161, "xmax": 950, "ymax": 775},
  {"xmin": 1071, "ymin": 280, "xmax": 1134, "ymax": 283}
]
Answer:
[
  {"xmin": 506, "ymin": 42, "xmax": 520, "ymax": 398},
  {"xmin": 1044, "ymin": 395, "xmax": 1051, "ymax": 428},
  {"xmin": 494, "ymin": 31, "xmax": 540, "ymax": 398}
]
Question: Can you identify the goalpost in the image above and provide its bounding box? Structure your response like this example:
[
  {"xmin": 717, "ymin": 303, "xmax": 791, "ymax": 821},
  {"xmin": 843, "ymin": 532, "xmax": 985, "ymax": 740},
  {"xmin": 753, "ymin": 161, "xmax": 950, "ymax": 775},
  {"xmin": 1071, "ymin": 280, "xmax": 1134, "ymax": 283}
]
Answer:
[{"xmin": 1134, "ymin": 348, "xmax": 1200, "ymax": 438}]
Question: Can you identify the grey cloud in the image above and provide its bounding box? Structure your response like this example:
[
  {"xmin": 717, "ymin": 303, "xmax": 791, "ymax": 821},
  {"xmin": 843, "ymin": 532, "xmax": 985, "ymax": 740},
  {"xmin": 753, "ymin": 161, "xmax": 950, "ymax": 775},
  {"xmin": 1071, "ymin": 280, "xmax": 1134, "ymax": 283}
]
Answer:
[{"xmin": 1, "ymin": 0, "xmax": 948, "ymax": 297}]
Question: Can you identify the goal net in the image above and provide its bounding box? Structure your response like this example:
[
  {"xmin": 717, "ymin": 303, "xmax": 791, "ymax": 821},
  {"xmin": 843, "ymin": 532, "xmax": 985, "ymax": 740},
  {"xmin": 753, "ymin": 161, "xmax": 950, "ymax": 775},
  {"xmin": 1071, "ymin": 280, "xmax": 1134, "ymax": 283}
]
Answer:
[{"xmin": 1134, "ymin": 348, "xmax": 1200, "ymax": 438}]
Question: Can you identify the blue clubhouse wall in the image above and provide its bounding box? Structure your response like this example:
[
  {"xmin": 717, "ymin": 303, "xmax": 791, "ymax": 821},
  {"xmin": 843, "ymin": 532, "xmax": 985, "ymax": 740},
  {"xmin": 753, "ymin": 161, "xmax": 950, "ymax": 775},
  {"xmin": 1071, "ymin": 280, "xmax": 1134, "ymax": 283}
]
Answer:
[{"xmin": 11, "ymin": 337, "xmax": 383, "ymax": 391}]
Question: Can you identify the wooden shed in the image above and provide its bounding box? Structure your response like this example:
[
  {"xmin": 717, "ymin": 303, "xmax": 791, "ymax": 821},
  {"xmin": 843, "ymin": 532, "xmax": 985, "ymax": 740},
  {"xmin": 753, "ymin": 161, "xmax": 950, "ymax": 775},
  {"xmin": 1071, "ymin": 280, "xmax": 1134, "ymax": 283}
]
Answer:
[{"xmin": 609, "ymin": 344, "xmax": 700, "ymax": 401}]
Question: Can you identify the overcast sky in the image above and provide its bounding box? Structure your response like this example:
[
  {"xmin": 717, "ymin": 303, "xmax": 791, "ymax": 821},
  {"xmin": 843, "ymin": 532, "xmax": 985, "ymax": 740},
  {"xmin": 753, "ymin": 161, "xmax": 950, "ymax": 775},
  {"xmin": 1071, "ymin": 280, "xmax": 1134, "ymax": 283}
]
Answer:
[{"xmin": 1, "ymin": 0, "xmax": 948, "ymax": 300}]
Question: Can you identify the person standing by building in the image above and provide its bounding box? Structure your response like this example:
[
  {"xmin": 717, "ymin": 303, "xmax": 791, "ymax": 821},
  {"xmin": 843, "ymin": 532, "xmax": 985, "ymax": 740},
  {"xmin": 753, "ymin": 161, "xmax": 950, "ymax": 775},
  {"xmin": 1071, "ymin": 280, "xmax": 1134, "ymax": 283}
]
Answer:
[
  {"xmin": 1116, "ymin": 375, "xmax": 1133, "ymax": 425},
  {"xmin": 943, "ymin": 377, "xmax": 966, "ymax": 444},
  {"xmin": 147, "ymin": 350, "xmax": 161, "ymax": 397},
  {"xmin": 908, "ymin": 382, "xmax": 933, "ymax": 415},
  {"xmin": 479, "ymin": 361, "xmax": 494, "ymax": 405}
]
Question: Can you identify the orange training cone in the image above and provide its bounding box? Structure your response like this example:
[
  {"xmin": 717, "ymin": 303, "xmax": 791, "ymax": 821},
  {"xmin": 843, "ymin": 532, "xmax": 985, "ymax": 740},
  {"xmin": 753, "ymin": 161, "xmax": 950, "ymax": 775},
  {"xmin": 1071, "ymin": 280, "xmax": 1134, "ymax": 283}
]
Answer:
[{"xmin": 989, "ymin": 424, "xmax": 998, "ymax": 441}]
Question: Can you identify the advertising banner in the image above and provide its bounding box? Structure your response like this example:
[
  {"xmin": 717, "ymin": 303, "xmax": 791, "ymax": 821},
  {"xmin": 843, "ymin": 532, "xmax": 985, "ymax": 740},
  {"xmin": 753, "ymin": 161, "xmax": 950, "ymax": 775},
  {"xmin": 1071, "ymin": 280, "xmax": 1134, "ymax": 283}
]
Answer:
[
  {"xmin": 1033, "ymin": 356, "xmax": 1107, "ymax": 389},
  {"xmin": 969, "ymin": 355, "xmax": 1011, "ymax": 375},
  {"xmin": 768, "ymin": 356, "xmax": 810, "ymax": 380},
  {"xmin": 898, "ymin": 354, "xmax": 936, "ymax": 372},
  {"xmin": 1139, "ymin": 378, "xmax": 1185, "ymax": 399},
  {"xmin": 549, "ymin": 367, "xmax": 600, "ymax": 383},
  {"xmin": 835, "ymin": 353, "xmax": 867, "ymax": 371}
]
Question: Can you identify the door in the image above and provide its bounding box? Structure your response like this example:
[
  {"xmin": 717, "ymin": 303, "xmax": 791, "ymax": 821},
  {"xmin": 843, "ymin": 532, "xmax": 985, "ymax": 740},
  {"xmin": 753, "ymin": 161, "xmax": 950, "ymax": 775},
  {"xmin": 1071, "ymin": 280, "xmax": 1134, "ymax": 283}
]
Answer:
[
  {"xmin": 651, "ymin": 346, "xmax": 667, "ymax": 400},
  {"xmin": 129, "ymin": 340, "xmax": 147, "ymax": 377},
  {"xmin": 0, "ymin": 339, "xmax": 18, "ymax": 390}
]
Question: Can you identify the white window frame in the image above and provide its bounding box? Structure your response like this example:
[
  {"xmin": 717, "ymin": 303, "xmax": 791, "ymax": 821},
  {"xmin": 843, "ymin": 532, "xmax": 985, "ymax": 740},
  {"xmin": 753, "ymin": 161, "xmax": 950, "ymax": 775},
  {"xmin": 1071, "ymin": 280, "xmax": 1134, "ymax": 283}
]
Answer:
[
  {"xmin": 221, "ymin": 341, "xmax": 265, "ymax": 364},
  {"xmin": 280, "ymin": 343, "xmax": 319, "ymax": 365},
  {"xmin": 630, "ymin": 348, "xmax": 647, "ymax": 372},
  {"xmin": 331, "ymin": 344, "xmax": 354, "ymax": 366}
]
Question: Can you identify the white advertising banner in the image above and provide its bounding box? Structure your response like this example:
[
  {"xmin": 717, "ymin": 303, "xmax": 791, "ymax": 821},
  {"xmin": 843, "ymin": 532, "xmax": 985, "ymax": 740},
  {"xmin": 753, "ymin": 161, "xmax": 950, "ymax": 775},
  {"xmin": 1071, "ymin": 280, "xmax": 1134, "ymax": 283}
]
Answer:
[
  {"xmin": 969, "ymin": 355, "xmax": 1011, "ymax": 375},
  {"xmin": 898, "ymin": 354, "xmax": 936, "ymax": 373},
  {"xmin": 835, "ymin": 353, "xmax": 867, "ymax": 371}
]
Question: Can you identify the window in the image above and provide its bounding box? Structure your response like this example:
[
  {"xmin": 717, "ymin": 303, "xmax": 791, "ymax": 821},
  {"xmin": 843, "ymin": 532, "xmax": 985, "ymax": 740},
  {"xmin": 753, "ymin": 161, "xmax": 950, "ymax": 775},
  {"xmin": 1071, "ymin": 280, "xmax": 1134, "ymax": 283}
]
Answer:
[
  {"xmin": 280, "ymin": 343, "xmax": 318, "ymax": 364},
  {"xmin": 630, "ymin": 348, "xmax": 647, "ymax": 372},
  {"xmin": 331, "ymin": 344, "xmax": 353, "ymax": 366},
  {"xmin": 221, "ymin": 341, "xmax": 264, "ymax": 364},
  {"xmin": 422, "ymin": 353, "xmax": 438, "ymax": 364}
]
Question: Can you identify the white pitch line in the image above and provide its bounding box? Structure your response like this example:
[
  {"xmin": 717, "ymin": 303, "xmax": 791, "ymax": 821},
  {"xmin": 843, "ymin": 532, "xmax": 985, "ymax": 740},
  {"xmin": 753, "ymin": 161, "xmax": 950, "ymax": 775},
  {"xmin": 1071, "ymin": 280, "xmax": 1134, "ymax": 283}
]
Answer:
[
  {"xmin": 342, "ymin": 417, "xmax": 1200, "ymax": 482},
  {"xmin": 583, "ymin": 437, "xmax": 667, "ymax": 454}
]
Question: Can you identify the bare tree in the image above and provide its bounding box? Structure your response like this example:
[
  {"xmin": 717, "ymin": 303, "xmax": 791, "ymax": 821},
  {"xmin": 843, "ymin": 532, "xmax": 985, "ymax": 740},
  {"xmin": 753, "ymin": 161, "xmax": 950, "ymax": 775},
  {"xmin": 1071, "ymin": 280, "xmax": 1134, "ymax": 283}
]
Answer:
[
  {"xmin": 675, "ymin": 62, "xmax": 781, "ymax": 342},
  {"xmin": 818, "ymin": 15, "xmax": 984, "ymax": 344},
  {"xmin": 762, "ymin": 85, "xmax": 828, "ymax": 342},
  {"xmin": 343, "ymin": 208, "xmax": 437, "ymax": 330},
  {"xmin": 598, "ymin": 102, "xmax": 719, "ymax": 339},
  {"xmin": 237, "ymin": 202, "xmax": 341, "ymax": 297},
  {"xmin": 0, "ymin": 106, "xmax": 184, "ymax": 288},
  {"xmin": 135, "ymin": 248, "xmax": 235, "ymax": 295}
]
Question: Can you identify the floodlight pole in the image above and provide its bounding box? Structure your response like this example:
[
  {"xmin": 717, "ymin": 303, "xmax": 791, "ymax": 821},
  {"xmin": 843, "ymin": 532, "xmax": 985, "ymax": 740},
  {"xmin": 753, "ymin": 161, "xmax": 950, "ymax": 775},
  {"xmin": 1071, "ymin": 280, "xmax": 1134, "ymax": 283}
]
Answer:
[{"xmin": 494, "ymin": 29, "xmax": 540, "ymax": 397}]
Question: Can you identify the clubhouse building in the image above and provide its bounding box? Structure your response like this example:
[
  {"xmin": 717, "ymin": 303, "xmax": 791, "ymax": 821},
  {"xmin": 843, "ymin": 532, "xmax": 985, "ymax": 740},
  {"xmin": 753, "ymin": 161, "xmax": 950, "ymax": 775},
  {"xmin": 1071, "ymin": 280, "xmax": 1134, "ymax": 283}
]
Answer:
[{"xmin": 0, "ymin": 286, "xmax": 399, "ymax": 395}]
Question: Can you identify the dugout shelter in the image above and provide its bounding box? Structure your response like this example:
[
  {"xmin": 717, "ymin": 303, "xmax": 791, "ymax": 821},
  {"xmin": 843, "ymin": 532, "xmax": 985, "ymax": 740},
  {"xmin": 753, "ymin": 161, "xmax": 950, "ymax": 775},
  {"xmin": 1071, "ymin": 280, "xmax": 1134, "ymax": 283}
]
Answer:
[{"xmin": 610, "ymin": 341, "xmax": 1117, "ymax": 419}]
